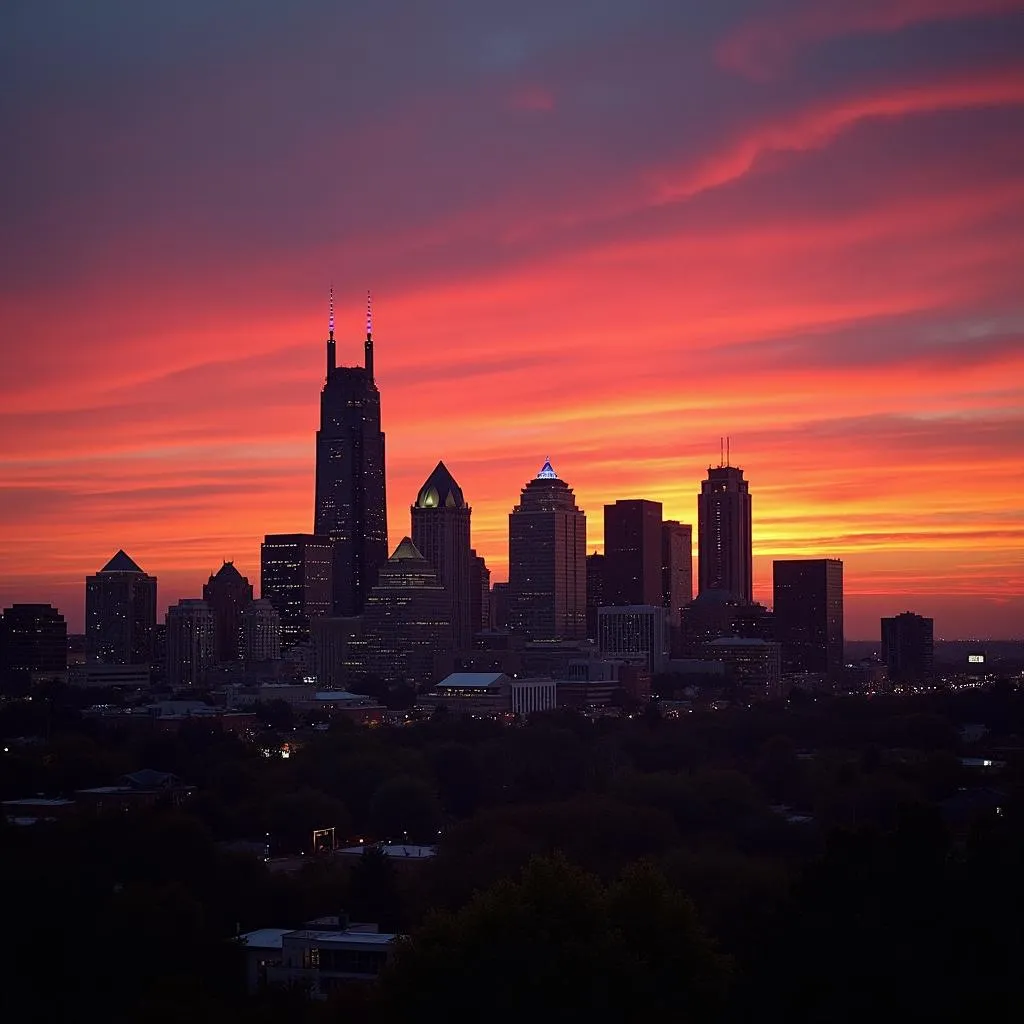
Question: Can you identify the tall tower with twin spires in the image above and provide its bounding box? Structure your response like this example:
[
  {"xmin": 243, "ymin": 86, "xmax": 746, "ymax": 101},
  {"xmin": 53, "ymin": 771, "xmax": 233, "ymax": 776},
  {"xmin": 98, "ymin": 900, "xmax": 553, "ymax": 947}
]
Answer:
[{"xmin": 314, "ymin": 291, "xmax": 389, "ymax": 616}]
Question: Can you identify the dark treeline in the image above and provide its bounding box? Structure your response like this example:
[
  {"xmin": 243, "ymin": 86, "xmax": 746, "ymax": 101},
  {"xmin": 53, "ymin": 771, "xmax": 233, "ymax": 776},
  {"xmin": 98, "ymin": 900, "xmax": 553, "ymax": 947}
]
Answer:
[{"xmin": 2, "ymin": 682, "xmax": 1023, "ymax": 1021}]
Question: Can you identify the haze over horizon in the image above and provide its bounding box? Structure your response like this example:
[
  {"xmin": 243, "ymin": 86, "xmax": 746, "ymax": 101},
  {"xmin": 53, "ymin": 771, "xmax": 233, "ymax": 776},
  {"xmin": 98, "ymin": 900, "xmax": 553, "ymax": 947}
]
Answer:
[{"xmin": 3, "ymin": 1, "xmax": 1023, "ymax": 639}]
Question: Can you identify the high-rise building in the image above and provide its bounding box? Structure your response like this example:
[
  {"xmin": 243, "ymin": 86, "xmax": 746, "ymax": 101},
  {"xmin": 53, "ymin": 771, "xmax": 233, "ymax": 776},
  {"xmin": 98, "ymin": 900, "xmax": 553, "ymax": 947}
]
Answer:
[
  {"xmin": 411, "ymin": 461, "xmax": 472, "ymax": 649},
  {"xmin": 362, "ymin": 538, "xmax": 452, "ymax": 684},
  {"xmin": 313, "ymin": 617, "xmax": 363, "ymax": 689},
  {"xmin": 202, "ymin": 561, "xmax": 253, "ymax": 662},
  {"xmin": 508, "ymin": 459, "xmax": 587, "ymax": 642},
  {"xmin": 698, "ymin": 461, "xmax": 753, "ymax": 603},
  {"xmin": 165, "ymin": 599, "xmax": 215, "ymax": 688},
  {"xmin": 604, "ymin": 499, "xmax": 663, "ymax": 607},
  {"xmin": 85, "ymin": 550, "xmax": 157, "ymax": 666},
  {"xmin": 314, "ymin": 292, "xmax": 388, "ymax": 616},
  {"xmin": 260, "ymin": 534, "xmax": 333, "ymax": 648},
  {"xmin": 241, "ymin": 599, "xmax": 281, "ymax": 662},
  {"xmin": 881, "ymin": 611, "xmax": 934, "ymax": 683},
  {"xmin": 773, "ymin": 559, "xmax": 844, "ymax": 676},
  {"xmin": 0, "ymin": 603, "xmax": 67, "ymax": 694},
  {"xmin": 597, "ymin": 605, "xmax": 668, "ymax": 672},
  {"xmin": 661, "ymin": 520, "xmax": 693, "ymax": 626},
  {"xmin": 469, "ymin": 549, "xmax": 491, "ymax": 636},
  {"xmin": 585, "ymin": 552, "xmax": 606, "ymax": 641}
]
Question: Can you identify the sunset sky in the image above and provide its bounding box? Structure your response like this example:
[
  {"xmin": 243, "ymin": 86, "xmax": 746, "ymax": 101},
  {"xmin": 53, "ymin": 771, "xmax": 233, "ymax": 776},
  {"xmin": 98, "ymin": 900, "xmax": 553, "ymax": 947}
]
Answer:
[{"xmin": 3, "ymin": 1, "xmax": 1023, "ymax": 638}]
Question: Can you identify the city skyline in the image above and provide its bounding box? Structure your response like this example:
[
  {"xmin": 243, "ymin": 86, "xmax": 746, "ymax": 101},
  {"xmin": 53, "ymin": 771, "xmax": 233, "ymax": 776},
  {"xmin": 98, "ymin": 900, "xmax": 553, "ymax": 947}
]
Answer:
[{"xmin": 3, "ymin": 2, "xmax": 1023, "ymax": 639}]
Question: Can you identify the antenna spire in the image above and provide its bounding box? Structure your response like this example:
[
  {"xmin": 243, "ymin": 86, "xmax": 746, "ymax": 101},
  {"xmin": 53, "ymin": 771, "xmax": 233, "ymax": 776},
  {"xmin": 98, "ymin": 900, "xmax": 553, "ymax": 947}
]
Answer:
[
  {"xmin": 328, "ymin": 286, "xmax": 335, "ymax": 340},
  {"xmin": 326, "ymin": 286, "xmax": 337, "ymax": 375},
  {"xmin": 364, "ymin": 289, "xmax": 375, "ymax": 380}
]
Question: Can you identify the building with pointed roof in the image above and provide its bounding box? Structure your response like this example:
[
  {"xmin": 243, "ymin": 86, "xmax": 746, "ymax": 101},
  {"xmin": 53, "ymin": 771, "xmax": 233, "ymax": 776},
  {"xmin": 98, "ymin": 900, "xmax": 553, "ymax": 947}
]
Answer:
[
  {"xmin": 411, "ymin": 461, "xmax": 472, "ymax": 649},
  {"xmin": 508, "ymin": 460, "xmax": 587, "ymax": 642},
  {"xmin": 314, "ymin": 293, "xmax": 388, "ymax": 616},
  {"xmin": 203, "ymin": 561, "xmax": 254, "ymax": 662},
  {"xmin": 361, "ymin": 538, "xmax": 452, "ymax": 684},
  {"xmin": 85, "ymin": 550, "xmax": 157, "ymax": 668}
]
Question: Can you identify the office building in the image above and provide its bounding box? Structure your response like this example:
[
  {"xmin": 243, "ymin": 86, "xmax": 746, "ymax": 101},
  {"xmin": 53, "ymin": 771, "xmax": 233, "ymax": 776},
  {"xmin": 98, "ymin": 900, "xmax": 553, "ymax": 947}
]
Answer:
[
  {"xmin": 241, "ymin": 599, "xmax": 281, "ymax": 662},
  {"xmin": 585, "ymin": 552, "xmax": 605, "ymax": 641},
  {"xmin": 881, "ymin": 611, "xmax": 934, "ymax": 683},
  {"xmin": 260, "ymin": 534, "xmax": 333, "ymax": 648},
  {"xmin": 469, "ymin": 549, "xmax": 491, "ymax": 635},
  {"xmin": 313, "ymin": 616, "xmax": 363, "ymax": 689},
  {"xmin": 314, "ymin": 293, "xmax": 388, "ymax": 615},
  {"xmin": 362, "ymin": 538, "xmax": 452, "ymax": 684},
  {"xmin": 604, "ymin": 499, "xmax": 663, "ymax": 607},
  {"xmin": 203, "ymin": 561, "xmax": 253, "ymax": 662},
  {"xmin": 698, "ymin": 461, "xmax": 753, "ymax": 603},
  {"xmin": 773, "ymin": 558, "xmax": 844, "ymax": 675},
  {"xmin": 85, "ymin": 550, "xmax": 157, "ymax": 666},
  {"xmin": 165, "ymin": 599, "xmax": 215, "ymax": 688},
  {"xmin": 411, "ymin": 461, "xmax": 472, "ymax": 649},
  {"xmin": 597, "ymin": 605, "xmax": 668, "ymax": 673},
  {"xmin": 706, "ymin": 637, "xmax": 782, "ymax": 697},
  {"xmin": 508, "ymin": 459, "xmax": 587, "ymax": 642},
  {"xmin": 661, "ymin": 520, "xmax": 693, "ymax": 625},
  {"xmin": 0, "ymin": 603, "xmax": 67, "ymax": 694}
]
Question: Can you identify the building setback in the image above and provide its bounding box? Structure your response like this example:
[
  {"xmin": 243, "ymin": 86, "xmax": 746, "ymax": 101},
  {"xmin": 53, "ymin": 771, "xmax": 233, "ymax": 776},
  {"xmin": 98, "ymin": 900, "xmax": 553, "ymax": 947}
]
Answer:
[
  {"xmin": 698, "ymin": 463, "xmax": 753, "ymax": 603},
  {"xmin": 314, "ymin": 293, "xmax": 388, "ymax": 616},
  {"xmin": 411, "ymin": 461, "xmax": 472, "ymax": 650},
  {"xmin": 260, "ymin": 534, "xmax": 333, "ymax": 649},
  {"xmin": 772, "ymin": 558, "xmax": 844, "ymax": 676},
  {"xmin": 604, "ymin": 499, "xmax": 663, "ymax": 607},
  {"xmin": 85, "ymin": 550, "xmax": 157, "ymax": 667},
  {"xmin": 508, "ymin": 460, "xmax": 587, "ymax": 642}
]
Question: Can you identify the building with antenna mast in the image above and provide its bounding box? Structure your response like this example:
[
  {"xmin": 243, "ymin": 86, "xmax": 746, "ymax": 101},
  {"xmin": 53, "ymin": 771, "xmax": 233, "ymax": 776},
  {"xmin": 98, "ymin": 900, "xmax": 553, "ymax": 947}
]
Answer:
[
  {"xmin": 314, "ymin": 290, "xmax": 389, "ymax": 616},
  {"xmin": 697, "ymin": 437, "xmax": 753, "ymax": 604}
]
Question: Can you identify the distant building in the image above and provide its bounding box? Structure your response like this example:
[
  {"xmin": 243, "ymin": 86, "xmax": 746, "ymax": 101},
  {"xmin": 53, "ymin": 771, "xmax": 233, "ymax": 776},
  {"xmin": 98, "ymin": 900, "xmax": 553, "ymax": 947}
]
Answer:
[
  {"xmin": 604, "ymin": 499, "xmax": 663, "ymax": 606},
  {"xmin": 508, "ymin": 459, "xmax": 587, "ymax": 642},
  {"xmin": 585, "ymin": 552, "xmax": 605, "ymax": 641},
  {"xmin": 411, "ymin": 461, "xmax": 472, "ymax": 649},
  {"xmin": 241, "ymin": 599, "xmax": 281, "ymax": 662},
  {"xmin": 85, "ymin": 550, "xmax": 157, "ymax": 667},
  {"xmin": 314, "ymin": 294, "xmax": 388, "ymax": 616},
  {"xmin": 881, "ymin": 611, "xmax": 934, "ymax": 682},
  {"xmin": 313, "ymin": 616, "xmax": 363, "ymax": 689},
  {"xmin": 203, "ymin": 561, "xmax": 253, "ymax": 662},
  {"xmin": 260, "ymin": 534, "xmax": 333, "ymax": 648},
  {"xmin": 421, "ymin": 672, "xmax": 557, "ymax": 717},
  {"xmin": 598, "ymin": 605, "xmax": 669, "ymax": 672},
  {"xmin": 661, "ymin": 520, "xmax": 693, "ymax": 625},
  {"xmin": 773, "ymin": 559, "xmax": 844, "ymax": 676},
  {"xmin": 490, "ymin": 582, "xmax": 510, "ymax": 631},
  {"xmin": 706, "ymin": 636, "xmax": 782, "ymax": 696},
  {"xmin": 362, "ymin": 538, "xmax": 452, "ymax": 684},
  {"xmin": 0, "ymin": 603, "xmax": 67, "ymax": 694},
  {"xmin": 698, "ymin": 463, "xmax": 752, "ymax": 603},
  {"xmin": 468, "ymin": 549, "xmax": 491, "ymax": 636},
  {"xmin": 165, "ymin": 599, "xmax": 215, "ymax": 688}
]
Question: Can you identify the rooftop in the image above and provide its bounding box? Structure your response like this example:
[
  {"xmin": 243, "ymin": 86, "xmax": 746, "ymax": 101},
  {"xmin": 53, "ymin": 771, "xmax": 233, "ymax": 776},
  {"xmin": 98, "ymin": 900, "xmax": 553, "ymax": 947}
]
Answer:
[
  {"xmin": 437, "ymin": 671, "xmax": 507, "ymax": 689},
  {"xmin": 415, "ymin": 461, "xmax": 466, "ymax": 510},
  {"xmin": 99, "ymin": 549, "xmax": 145, "ymax": 573}
]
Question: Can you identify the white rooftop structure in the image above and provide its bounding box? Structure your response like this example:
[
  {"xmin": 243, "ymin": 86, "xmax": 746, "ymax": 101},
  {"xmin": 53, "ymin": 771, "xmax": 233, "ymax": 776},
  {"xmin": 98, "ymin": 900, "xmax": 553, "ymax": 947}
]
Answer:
[{"xmin": 436, "ymin": 671, "xmax": 508, "ymax": 688}]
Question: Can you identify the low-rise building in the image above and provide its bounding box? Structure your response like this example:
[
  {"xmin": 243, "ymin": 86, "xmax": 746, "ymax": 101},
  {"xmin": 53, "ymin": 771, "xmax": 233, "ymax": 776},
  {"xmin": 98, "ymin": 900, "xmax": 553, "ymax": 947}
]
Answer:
[{"xmin": 419, "ymin": 672, "xmax": 557, "ymax": 717}]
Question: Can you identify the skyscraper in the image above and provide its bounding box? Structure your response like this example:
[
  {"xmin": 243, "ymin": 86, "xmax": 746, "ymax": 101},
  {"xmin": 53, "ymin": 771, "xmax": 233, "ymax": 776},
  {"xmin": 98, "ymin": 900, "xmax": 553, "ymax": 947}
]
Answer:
[
  {"xmin": 241, "ymin": 599, "xmax": 281, "ymax": 662},
  {"xmin": 469, "ymin": 549, "xmax": 491, "ymax": 635},
  {"xmin": 202, "ymin": 561, "xmax": 253, "ymax": 662},
  {"xmin": 85, "ymin": 550, "xmax": 157, "ymax": 666},
  {"xmin": 585, "ymin": 552, "xmax": 606, "ymax": 641},
  {"xmin": 881, "ymin": 611, "xmax": 934, "ymax": 683},
  {"xmin": 260, "ymin": 534, "xmax": 333, "ymax": 648},
  {"xmin": 411, "ymin": 461, "xmax": 472, "ymax": 649},
  {"xmin": 314, "ymin": 291, "xmax": 388, "ymax": 616},
  {"xmin": 362, "ymin": 537, "xmax": 452, "ymax": 684},
  {"xmin": 0, "ymin": 603, "xmax": 67, "ymax": 694},
  {"xmin": 661, "ymin": 520, "xmax": 693, "ymax": 625},
  {"xmin": 604, "ymin": 499, "xmax": 663, "ymax": 607},
  {"xmin": 508, "ymin": 459, "xmax": 587, "ymax": 642},
  {"xmin": 165, "ymin": 599, "xmax": 215, "ymax": 688},
  {"xmin": 773, "ymin": 558, "xmax": 844, "ymax": 676},
  {"xmin": 698, "ymin": 461, "xmax": 753, "ymax": 603}
]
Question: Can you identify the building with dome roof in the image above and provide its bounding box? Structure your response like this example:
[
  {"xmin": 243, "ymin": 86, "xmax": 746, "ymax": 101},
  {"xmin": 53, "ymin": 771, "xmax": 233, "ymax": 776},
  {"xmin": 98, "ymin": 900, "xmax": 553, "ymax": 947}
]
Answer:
[
  {"xmin": 508, "ymin": 460, "xmax": 587, "ymax": 642},
  {"xmin": 411, "ymin": 461, "xmax": 471, "ymax": 648},
  {"xmin": 361, "ymin": 538, "xmax": 452, "ymax": 684}
]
